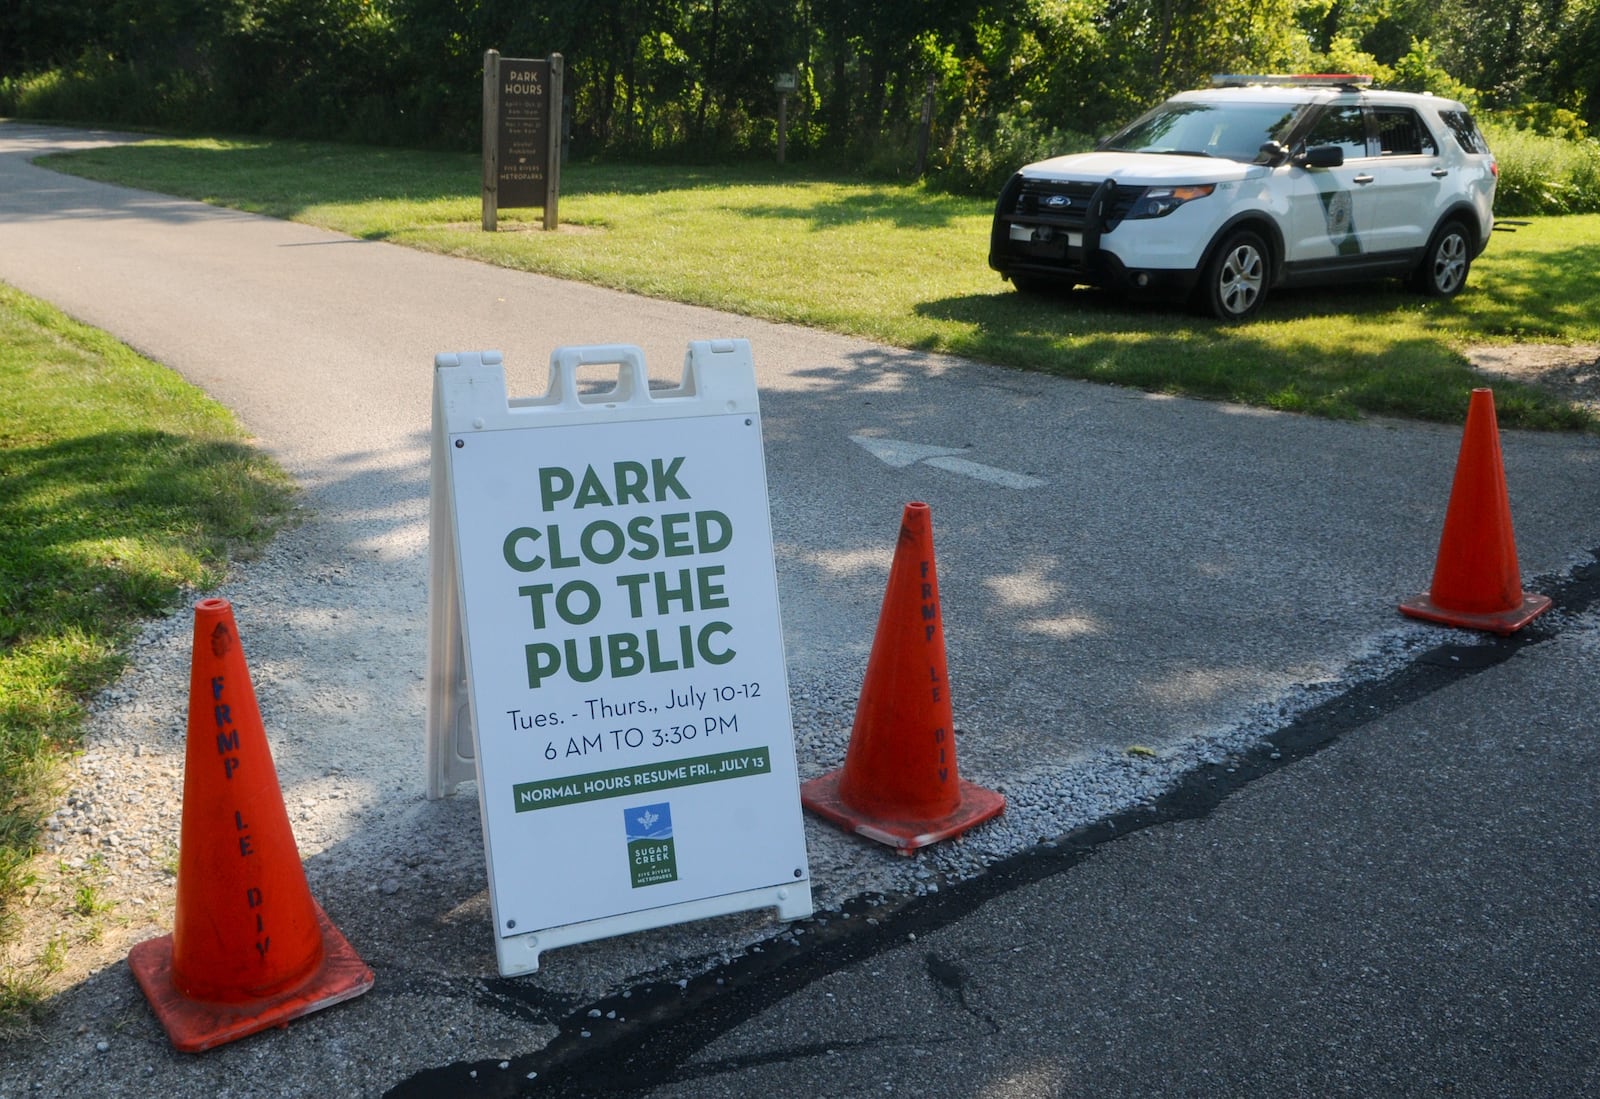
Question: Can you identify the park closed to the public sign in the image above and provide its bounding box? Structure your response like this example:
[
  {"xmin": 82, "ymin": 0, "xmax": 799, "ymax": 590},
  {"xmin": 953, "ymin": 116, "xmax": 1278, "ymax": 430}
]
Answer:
[{"xmin": 447, "ymin": 408, "xmax": 808, "ymax": 937}]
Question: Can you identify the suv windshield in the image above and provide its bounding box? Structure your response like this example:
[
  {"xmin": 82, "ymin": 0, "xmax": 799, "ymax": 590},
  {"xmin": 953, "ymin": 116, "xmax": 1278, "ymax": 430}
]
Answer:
[{"xmin": 1103, "ymin": 101, "xmax": 1307, "ymax": 162}]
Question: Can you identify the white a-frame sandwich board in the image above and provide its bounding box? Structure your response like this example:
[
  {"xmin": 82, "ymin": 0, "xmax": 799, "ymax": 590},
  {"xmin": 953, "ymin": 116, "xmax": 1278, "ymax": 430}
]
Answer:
[{"xmin": 426, "ymin": 340, "xmax": 812, "ymax": 975}]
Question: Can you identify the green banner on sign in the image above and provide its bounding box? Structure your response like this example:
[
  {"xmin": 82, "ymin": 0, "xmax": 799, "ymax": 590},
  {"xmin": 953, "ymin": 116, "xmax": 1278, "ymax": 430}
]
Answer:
[{"xmin": 513, "ymin": 747, "xmax": 771, "ymax": 812}]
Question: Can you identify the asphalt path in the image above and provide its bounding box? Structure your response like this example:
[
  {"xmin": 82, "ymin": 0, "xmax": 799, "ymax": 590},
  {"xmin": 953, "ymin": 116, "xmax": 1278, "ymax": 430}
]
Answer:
[{"xmin": 2, "ymin": 120, "xmax": 1598, "ymax": 1096}]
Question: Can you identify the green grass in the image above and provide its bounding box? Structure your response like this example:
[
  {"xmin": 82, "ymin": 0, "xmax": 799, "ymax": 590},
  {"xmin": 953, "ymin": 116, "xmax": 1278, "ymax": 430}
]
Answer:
[
  {"xmin": 0, "ymin": 283, "xmax": 299, "ymax": 1027},
  {"xmin": 38, "ymin": 135, "xmax": 1600, "ymax": 431}
]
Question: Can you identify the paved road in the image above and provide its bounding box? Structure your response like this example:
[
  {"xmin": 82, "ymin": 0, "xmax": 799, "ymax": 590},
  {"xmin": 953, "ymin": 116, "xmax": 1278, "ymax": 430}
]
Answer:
[
  {"xmin": 2, "ymin": 120, "xmax": 1597, "ymax": 1096},
  {"xmin": 450, "ymin": 594, "xmax": 1600, "ymax": 1098}
]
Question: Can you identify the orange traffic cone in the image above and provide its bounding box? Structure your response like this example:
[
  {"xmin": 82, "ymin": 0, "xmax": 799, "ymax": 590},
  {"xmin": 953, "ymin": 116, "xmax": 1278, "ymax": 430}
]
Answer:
[
  {"xmin": 1399, "ymin": 388, "xmax": 1552, "ymax": 636},
  {"xmin": 128, "ymin": 598, "xmax": 373, "ymax": 1052},
  {"xmin": 801, "ymin": 502, "xmax": 1004, "ymax": 853}
]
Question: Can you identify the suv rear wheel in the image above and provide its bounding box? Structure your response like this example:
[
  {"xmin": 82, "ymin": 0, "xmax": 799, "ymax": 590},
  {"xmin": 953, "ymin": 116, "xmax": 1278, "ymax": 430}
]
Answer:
[
  {"xmin": 1412, "ymin": 219, "xmax": 1472, "ymax": 297},
  {"xmin": 1200, "ymin": 229, "xmax": 1270, "ymax": 321}
]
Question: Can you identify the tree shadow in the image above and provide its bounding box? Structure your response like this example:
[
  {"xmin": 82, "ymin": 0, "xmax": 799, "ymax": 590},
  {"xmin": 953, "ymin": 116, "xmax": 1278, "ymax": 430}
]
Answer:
[
  {"xmin": 734, "ymin": 188, "xmax": 983, "ymax": 231},
  {"xmin": 0, "ymin": 430, "xmax": 295, "ymax": 639},
  {"xmin": 911, "ymin": 281, "xmax": 1592, "ymax": 428}
]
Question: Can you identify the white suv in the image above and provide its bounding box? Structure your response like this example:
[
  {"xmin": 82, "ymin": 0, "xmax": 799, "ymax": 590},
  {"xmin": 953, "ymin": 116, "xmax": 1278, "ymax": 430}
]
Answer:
[{"xmin": 988, "ymin": 76, "xmax": 1499, "ymax": 320}]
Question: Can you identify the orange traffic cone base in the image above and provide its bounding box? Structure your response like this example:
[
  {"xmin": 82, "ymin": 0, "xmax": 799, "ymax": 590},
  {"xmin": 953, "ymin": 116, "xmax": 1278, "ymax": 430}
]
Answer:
[
  {"xmin": 801, "ymin": 768, "xmax": 1005, "ymax": 855},
  {"xmin": 129, "ymin": 900, "xmax": 374, "ymax": 1054},
  {"xmin": 1399, "ymin": 590, "xmax": 1552, "ymax": 636}
]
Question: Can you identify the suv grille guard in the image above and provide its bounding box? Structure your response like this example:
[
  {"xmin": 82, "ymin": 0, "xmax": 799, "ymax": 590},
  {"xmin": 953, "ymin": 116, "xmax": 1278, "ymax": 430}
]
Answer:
[
  {"xmin": 990, "ymin": 176, "xmax": 1127, "ymax": 272},
  {"xmin": 1011, "ymin": 177, "xmax": 1136, "ymax": 230}
]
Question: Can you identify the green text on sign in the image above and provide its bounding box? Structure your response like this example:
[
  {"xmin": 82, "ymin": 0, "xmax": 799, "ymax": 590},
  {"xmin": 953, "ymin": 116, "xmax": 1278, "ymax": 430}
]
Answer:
[{"xmin": 513, "ymin": 747, "xmax": 771, "ymax": 812}]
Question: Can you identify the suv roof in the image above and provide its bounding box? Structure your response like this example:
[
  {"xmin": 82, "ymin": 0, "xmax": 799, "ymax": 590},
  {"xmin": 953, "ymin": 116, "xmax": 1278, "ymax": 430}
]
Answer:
[{"xmin": 1169, "ymin": 80, "xmax": 1466, "ymax": 110}]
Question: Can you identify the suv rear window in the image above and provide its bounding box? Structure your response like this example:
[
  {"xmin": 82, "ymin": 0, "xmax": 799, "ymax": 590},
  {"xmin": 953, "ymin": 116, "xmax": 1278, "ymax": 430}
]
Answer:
[
  {"xmin": 1438, "ymin": 110, "xmax": 1491, "ymax": 154},
  {"xmin": 1374, "ymin": 107, "xmax": 1438, "ymax": 156}
]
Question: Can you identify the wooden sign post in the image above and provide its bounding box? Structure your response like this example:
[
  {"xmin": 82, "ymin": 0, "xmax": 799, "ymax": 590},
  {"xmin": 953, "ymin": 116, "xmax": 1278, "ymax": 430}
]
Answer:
[
  {"xmin": 482, "ymin": 49, "xmax": 563, "ymax": 232},
  {"xmin": 774, "ymin": 72, "xmax": 796, "ymax": 165}
]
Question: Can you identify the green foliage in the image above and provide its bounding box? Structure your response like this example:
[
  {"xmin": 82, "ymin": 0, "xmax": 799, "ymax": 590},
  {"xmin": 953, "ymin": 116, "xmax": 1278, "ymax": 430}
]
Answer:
[
  {"xmin": 1, "ymin": 59, "xmax": 191, "ymax": 131},
  {"xmin": 1390, "ymin": 38, "xmax": 1478, "ymax": 107},
  {"xmin": 0, "ymin": 0, "xmax": 411, "ymax": 143},
  {"xmin": 212, "ymin": 0, "xmax": 402, "ymax": 140},
  {"xmin": 1295, "ymin": 35, "xmax": 1394, "ymax": 86},
  {"xmin": 1498, "ymin": 102, "xmax": 1590, "ymax": 143},
  {"xmin": 5, "ymin": 0, "xmax": 1600, "ymax": 186},
  {"xmin": 1428, "ymin": 0, "xmax": 1577, "ymax": 111},
  {"xmin": 936, "ymin": 107, "xmax": 1094, "ymax": 195},
  {"xmin": 1483, "ymin": 122, "xmax": 1600, "ymax": 215}
]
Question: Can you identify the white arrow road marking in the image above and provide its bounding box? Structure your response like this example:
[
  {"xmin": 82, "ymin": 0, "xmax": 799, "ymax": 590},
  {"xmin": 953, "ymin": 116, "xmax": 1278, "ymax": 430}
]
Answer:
[
  {"xmin": 923, "ymin": 455, "xmax": 1046, "ymax": 489},
  {"xmin": 848, "ymin": 435, "xmax": 968, "ymax": 468},
  {"xmin": 850, "ymin": 436, "xmax": 1045, "ymax": 489}
]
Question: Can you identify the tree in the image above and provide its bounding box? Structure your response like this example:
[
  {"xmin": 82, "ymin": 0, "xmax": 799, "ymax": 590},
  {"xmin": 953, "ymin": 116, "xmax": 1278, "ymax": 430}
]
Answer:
[{"xmin": 1547, "ymin": 0, "xmax": 1600, "ymax": 127}]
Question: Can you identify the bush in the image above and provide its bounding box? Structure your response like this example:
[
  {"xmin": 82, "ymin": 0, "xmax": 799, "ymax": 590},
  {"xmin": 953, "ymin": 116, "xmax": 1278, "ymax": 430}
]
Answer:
[
  {"xmin": 933, "ymin": 107, "xmax": 1094, "ymax": 196},
  {"xmin": 1499, "ymin": 102, "xmax": 1589, "ymax": 143},
  {"xmin": 0, "ymin": 59, "xmax": 203, "ymax": 130},
  {"xmin": 1483, "ymin": 121, "xmax": 1600, "ymax": 216}
]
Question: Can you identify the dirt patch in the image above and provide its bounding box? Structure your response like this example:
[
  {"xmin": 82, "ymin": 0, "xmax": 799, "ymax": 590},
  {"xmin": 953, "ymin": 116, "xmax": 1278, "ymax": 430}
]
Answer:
[{"xmin": 1466, "ymin": 343, "xmax": 1600, "ymax": 415}]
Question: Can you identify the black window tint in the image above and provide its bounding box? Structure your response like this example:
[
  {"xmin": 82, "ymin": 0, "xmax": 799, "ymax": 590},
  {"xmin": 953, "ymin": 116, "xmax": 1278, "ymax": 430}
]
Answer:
[
  {"xmin": 1439, "ymin": 110, "xmax": 1491, "ymax": 154},
  {"xmin": 1304, "ymin": 106, "xmax": 1369, "ymax": 159},
  {"xmin": 1375, "ymin": 108, "xmax": 1437, "ymax": 156}
]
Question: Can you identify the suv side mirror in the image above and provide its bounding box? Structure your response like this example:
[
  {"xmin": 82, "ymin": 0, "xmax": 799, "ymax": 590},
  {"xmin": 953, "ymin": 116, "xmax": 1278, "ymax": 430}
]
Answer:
[{"xmin": 1297, "ymin": 145, "xmax": 1345, "ymax": 169}]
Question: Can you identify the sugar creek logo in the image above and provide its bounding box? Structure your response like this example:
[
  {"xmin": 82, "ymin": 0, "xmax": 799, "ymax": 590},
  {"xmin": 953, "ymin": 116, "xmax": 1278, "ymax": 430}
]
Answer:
[{"xmin": 625, "ymin": 802, "xmax": 678, "ymax": 888}]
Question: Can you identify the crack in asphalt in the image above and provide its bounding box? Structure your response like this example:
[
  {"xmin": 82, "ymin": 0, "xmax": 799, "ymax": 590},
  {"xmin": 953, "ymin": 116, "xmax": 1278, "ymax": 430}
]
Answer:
[
  {"xmin": 386, "ymin": 550, "xmax": 1600, "ymax": 1099},
  {"xmin": 924, "ymin": 950, "xmax": 1000, "ymax": 1035}
]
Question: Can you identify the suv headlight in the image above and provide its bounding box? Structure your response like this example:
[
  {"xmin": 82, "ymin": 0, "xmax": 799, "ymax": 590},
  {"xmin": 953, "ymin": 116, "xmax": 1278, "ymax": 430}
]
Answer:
[{"xmin": 1127, "ymin": 184, "xmax": 1216, "ymax": 219}]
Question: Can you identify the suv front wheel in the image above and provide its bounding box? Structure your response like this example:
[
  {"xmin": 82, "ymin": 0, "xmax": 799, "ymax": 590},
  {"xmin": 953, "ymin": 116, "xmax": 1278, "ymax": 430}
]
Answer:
[
  {"xmin": 1412, "ymin": 219, "xmax": 1473, "ymax": 297},
  {"xmin": 1199, "ymin": 229, "xmax": 1271, "ymax": 321}
]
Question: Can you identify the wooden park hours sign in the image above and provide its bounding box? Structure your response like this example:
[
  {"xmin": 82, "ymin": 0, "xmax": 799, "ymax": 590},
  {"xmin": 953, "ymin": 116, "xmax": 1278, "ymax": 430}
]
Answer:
[{"xmin": 482, "ymin": 50, "xmax": 563, "ymax": 231}]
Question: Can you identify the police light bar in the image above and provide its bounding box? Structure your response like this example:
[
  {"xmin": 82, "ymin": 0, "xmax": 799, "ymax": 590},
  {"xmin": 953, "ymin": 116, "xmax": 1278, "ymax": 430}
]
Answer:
[{"xmin": 1211, "ymin": 74, "xmax": 1374, "ymax": 88}]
